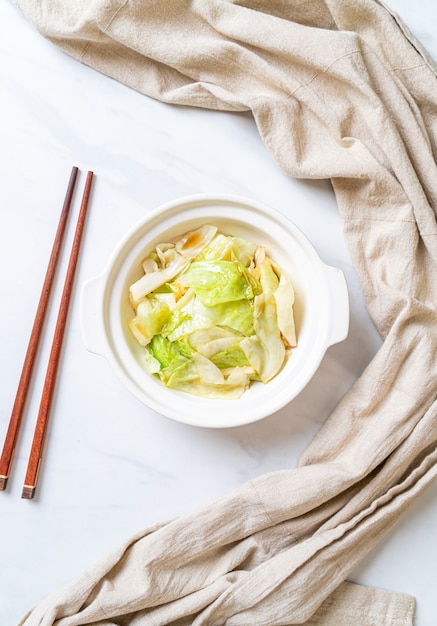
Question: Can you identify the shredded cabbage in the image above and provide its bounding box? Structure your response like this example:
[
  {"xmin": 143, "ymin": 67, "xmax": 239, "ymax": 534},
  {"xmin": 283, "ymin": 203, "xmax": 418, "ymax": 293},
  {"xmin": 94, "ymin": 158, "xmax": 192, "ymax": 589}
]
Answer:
[{"xmin": 128, "ymin": 225, "xmax": 297, "ymax": 399}]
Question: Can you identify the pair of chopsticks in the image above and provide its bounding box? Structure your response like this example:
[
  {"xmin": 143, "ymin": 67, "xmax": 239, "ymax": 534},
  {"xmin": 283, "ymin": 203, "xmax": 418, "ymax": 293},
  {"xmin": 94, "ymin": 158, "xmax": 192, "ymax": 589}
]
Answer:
[{"xmin": 0, "ymin": 166, "xmax": 93, "ymax": 499}]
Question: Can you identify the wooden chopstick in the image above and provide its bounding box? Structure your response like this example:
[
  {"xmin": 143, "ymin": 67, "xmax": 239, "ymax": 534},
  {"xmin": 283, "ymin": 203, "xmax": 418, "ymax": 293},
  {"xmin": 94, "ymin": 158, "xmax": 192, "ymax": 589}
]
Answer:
[
  {"xmin": 0, "ymin": 166, "xmax": 79, "ymax": 491},
  {"xmin": 22, "ymin": 170, "xmax": 94, "ymax": 500}
]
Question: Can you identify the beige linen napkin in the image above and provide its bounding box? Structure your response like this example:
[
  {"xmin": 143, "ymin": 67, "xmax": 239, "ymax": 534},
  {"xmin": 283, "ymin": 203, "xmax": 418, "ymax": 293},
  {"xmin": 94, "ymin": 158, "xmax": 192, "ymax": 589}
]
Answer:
[{"xmin": 15, "ymin": 0, "xmax": 437, "ymax": 624}]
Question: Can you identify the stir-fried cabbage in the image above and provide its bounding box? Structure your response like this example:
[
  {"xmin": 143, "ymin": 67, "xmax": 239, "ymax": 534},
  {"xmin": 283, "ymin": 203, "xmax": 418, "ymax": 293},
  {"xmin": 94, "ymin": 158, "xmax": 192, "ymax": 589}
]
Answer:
[{"xmin": 128, "ymin": 225, "xmax": 297, "ymax": 399}]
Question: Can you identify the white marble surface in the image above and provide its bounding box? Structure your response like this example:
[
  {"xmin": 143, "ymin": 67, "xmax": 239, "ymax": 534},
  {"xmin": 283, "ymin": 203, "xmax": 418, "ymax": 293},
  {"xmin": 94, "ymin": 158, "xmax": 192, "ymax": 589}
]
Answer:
[{"xmin": 0, "ymin": 0, "xmax": 436, "ymax": 623}]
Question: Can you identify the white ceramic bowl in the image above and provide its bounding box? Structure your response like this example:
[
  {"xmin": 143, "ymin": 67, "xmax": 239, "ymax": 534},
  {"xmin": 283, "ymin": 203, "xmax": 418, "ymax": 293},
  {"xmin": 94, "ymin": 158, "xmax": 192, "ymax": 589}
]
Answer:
[{"xmin": 80, "ymin": 194, "xmax": 349, "ymax": 428}]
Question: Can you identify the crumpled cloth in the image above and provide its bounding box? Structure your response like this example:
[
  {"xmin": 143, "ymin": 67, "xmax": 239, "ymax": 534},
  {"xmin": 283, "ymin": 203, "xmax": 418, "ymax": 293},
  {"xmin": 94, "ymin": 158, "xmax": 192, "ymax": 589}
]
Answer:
[{"xmin": 15, "ymin": 0, "xmax": 437, "ymax": 624}]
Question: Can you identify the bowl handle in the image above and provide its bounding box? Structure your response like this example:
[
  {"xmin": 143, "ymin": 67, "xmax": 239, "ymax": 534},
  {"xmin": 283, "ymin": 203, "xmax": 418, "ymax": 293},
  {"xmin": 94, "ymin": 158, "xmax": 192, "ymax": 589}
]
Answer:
[
  {"xmin": 80, "ymin": 273, "xmax": 108, "ymax": 356},
  {"xmin": 323, "ymin": 264, "xmax": 350, "ymax": 347}
]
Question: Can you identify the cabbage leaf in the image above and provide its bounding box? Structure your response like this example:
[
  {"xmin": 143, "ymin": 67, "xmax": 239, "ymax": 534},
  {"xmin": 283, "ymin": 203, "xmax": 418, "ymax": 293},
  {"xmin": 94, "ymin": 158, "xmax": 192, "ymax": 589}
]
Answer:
[
  {"xmin": 128, "ymin": 225, "xmax": 297, "ymax": 400},
  {"xmin": 177, "ymin": 260, "xmax": 257, "ymax": 306}
]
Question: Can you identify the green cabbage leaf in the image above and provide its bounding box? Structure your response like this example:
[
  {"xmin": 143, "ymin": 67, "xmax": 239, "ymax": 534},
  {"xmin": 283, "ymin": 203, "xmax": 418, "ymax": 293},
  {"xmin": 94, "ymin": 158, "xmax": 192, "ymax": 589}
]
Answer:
[{"xmin": 128, "ymin": 225, "xmax": 297, "ymax": 400}]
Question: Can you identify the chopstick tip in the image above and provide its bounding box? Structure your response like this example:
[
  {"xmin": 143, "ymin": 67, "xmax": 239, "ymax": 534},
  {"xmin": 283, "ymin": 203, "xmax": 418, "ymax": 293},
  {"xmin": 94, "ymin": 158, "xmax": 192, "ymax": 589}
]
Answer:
[
  {"xmin": 21, "ymin": 485, "xmax": 36, "ymax": 500},
  {"xmin": 0, "ymin": 475, "xmax": 8, "ymax": 491}
]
